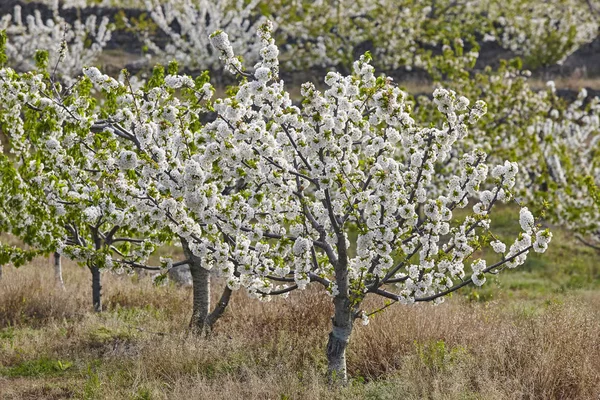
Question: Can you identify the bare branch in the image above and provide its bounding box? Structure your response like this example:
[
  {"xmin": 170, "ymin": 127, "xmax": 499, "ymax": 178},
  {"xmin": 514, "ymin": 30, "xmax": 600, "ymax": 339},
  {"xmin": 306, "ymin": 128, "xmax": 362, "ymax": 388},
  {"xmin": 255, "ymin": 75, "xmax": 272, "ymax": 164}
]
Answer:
[
  {"xmin": 575, "ymin": 234, "xmax": 600, "ymax": 252},
  {"xmin": 414, "ymin": 245, "xmax": 533, "ymax": 302}
]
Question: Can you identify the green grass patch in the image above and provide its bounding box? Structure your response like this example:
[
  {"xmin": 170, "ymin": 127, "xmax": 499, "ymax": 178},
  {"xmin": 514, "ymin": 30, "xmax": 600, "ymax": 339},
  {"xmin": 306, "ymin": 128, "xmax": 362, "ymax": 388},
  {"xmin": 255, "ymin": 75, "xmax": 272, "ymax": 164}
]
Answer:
[
  {"xmin": 1, "ymin": 357, "xmax": 73, "ymax": 377},
  {"xmin": 86, "ymin": 325, "xmax": 136, "ymax": 347}
]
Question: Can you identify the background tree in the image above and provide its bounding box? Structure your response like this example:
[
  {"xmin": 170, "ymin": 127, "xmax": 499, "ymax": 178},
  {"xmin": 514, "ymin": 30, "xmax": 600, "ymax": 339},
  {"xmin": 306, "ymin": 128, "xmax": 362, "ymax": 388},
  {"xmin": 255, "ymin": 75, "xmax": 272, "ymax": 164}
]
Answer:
[
  {"xmin": 0, "ymin": 2, "xmax": 112, "ymax": 85},
  {"xmin": 80, "ymin": 61, "xmax": 234, "ymax": 332},
  {"xmin": 0, "ymin": 50, "xmax": 171, "ymax": 311},
  {"xmin": 414, "ymin": 44, "xmax": 600, "ymax": 253}
]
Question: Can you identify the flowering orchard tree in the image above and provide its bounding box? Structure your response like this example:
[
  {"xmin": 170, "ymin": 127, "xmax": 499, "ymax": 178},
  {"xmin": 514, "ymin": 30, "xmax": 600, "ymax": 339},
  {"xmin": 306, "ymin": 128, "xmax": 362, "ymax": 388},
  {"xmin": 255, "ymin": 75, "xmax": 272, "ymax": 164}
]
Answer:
[
  {"xmin": 0, "ymin": 2, "xmax": 112, "ymax": 84},
  {"xmin": 201, "ymin": 23, "xmax": 552, "ymax": 381},
  {"xmin": 1, "ymin": 102, "xmax": 66, "ymax": 290},
  {"xmin": 74, "ymin": 22, "xmax": 552, "ymax": 380},
  {"xmin": 62, "ymin": 20, "xmax": 556, "ymax": 378},
  {"xmin": 79, "ymin": 62, "xmax": 234, "ymax": 332},
  {"xmin": 414, "ymin": 47, "xmax": 600, "ymax": 252},
  {"xmin": 0, "ymin": 58, "xmax": 173, "ymax": 311},
  {"xmin": 268, "ymin": 0, "xmax": 597, "ymax": 73},
  {"xmin": 123, "ymin": 0, "xmax": 267, "ymax": 74},
  {"xmin": 483, "ymin": 0, "xmax": 598, "ymax": 68},
  {"xmin": 531, "ymin": 87, "xmax": 600, "ymax": 249},
  {"xmin": 0, "ymin": 46, "xmax": 65, "ymax": 284},
  {"xmin": 0, "ymin": 152, "xmax": 59, "ymax": 284}
]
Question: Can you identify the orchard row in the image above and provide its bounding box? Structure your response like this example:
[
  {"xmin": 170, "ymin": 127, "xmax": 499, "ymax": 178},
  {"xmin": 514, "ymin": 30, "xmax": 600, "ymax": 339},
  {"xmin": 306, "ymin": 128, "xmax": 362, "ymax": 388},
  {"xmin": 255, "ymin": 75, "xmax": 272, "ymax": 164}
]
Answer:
[
  {"xmin": 0, "ymin": 3, "xmax": 598, "ymax": 384},
  {"xmin": 1, "ymin": 0, "xmax": 599, "ymax": 83}
]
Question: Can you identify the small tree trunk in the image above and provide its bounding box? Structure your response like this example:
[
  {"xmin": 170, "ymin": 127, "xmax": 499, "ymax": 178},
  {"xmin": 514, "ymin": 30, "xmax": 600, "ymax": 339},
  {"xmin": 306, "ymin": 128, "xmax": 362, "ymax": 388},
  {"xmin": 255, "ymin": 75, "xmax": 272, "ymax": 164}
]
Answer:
[
  {"xmin": 0, "ymin": 264, "xmax": 3, "ymax": 281},
  {"xmin": 54, "ymin": 252, "xmax": 65, "ymax": 290},
  {"xmin": 90, "ymin": 264, "xmax": 102, "ymax": 312},
  {"xmin": 205, "ymin": 286, "xmax": 233, "ymax": 331},
  {"xmin": 189, "ymin": 261, "xmax": 210, "ymax": 333},
  {"xmin": 326, "ymin": 229, "xmax": 355, "ymax": 384},
  {"xmin": 181, "ymin": 238, "xmax": 210, "ymax": 334},
  {"xmin": 326, "ymin": 296, "xmax": 354, "ymax": 384}
]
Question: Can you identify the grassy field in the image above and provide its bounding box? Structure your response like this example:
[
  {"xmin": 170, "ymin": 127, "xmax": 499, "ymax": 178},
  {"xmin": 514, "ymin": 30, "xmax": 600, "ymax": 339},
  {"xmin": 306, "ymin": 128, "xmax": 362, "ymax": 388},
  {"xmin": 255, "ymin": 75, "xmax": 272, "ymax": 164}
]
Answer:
[{"xmin": 1, "ymin": 206, "xmax": 599, "ymax": 399}]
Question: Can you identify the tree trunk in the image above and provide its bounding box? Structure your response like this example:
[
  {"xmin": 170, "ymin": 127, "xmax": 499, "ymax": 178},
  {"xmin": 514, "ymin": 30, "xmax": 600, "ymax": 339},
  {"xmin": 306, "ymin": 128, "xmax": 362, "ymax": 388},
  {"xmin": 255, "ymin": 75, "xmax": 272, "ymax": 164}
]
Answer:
[
  {"xmin": 205, "ymin": 286, "xmax": 233, "ymax": 331},
  {"xmin": 326, "ymin": 229, "xmax": 355, "ymax": 384},
  {"xmin": 0, "ymin": 264, "xmax": 3, "ymax": 281},
  {"xmin": 54, "ymin": 252, "xmax": 65, "ymax": 290},
  {"xmin": 326, "ymin": 296, "xmax": 354, "ymax": 384},
  {"xmin": 90, "ymin": 264, "xmax": 102, "ymax": 312},
  {"xmin": 181, "ymin": 238, "xmax": 211, "ymax": 334}
]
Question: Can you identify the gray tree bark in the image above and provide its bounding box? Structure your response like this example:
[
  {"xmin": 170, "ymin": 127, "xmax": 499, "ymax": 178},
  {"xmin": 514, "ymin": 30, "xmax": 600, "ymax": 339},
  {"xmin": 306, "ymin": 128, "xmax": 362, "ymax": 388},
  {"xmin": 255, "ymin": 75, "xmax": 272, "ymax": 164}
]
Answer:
[
  {"xmin": 89, "ymin": 229, "xmax": 103, "ymax": 312},
  {"xmin": 90, "ymin": 264, "xmax": 102, "ymax": 312},
  {"xmin": 181, "ymin": 237, "xmax": 211, "ymax": 334},
  {"xmin": 181, "ymin": 237, "xmax": 232, "ymax": 334},
  {"xmin": 326, "ymin": 230, "xmax": 355, "ymax": 384},
  {"xmin": 205, "ymin": 286, "xmax": 232, "ymax": 330},
  {"xmin": 54, "ymin": 252, "xmax": 65, "ymax": 290},
  {"xmin": 327, "ymin": 297, "xmax": 354, "ymax": 384}
]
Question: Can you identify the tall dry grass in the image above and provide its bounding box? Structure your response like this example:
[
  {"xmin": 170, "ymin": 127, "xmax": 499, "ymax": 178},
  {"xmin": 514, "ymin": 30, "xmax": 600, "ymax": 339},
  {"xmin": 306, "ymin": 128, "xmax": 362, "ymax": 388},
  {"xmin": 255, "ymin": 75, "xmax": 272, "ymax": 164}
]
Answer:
[
  {"xmin": 351, "ymin": 296, "xmax": 600, "ymax": 399},
  {"xmin": 0, "ymin": 259, "xmax": 599, "ymax": 399},
  {"xmin": 0, "ymin": 256, "xmax": 190, "ymax": 327}
]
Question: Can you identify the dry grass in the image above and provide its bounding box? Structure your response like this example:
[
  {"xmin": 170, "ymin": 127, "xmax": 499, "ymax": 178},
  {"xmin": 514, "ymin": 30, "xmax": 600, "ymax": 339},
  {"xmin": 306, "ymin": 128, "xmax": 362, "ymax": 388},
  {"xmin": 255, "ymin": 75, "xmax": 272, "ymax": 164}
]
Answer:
[
  {"xmin": 0, "ymin": 257, "xmax": 85, "ymax": 327},
  {"xmin": 0, "ymin": 258, "xmax": 599, "ymax": 399},
  {"xmin": 351, "ymin": 295, "xmax": 600, "ymax": 399},
  {"xmin": 0, "ymin": 256, "xmax": 190, "ymax": 328}
]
